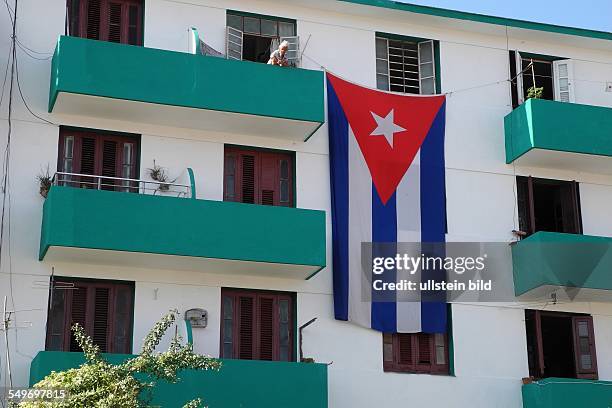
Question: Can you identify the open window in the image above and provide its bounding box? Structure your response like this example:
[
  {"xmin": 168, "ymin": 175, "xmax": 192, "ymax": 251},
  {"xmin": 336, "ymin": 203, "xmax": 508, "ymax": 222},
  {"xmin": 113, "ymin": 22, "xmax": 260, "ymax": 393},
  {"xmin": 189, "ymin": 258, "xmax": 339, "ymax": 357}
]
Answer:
[
  {"xmin": 67, "ymin": 0, "xmax": 144, "ymax": 46},
  {"xmin": 525, "ymin": 310, "xmax": 598, "ymax": 379},
  {"xmin": 46, "ymin": 277, "xmax": 134, "ymax": 354},
  {"xmin": 383, "ymin": 332, "xmax": 449, "ymax": 374},
  {"xmin": 517, "ymin": 176, "xmax": 582, "ymax": 236},
  {"xmin": 224, "ymin": 146, "xmax": 294, "ymax": 207},
  {"xmin": 220, "ymin": 288, "xmax": 294, "ymax": 361},
  {"xmin": 375, "ymin": 34, "xmax": 438, "ymax": 95},
  {"xmin": 510, "ymin": 51, "xmax": 574, "ymax": 107},
  {"xmin": 226, "ymin": 11, "xmax": 298, "ymax": 66}
]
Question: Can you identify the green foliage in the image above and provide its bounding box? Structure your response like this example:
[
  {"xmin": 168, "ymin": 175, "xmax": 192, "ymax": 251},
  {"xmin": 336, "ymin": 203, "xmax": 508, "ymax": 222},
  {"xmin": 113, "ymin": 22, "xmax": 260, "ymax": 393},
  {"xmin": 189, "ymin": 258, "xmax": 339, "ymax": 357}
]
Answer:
[
  {"xmin": 19, "ymin": 311, "xmax": 221, "ymax": 408},
  {"xmin": 527, "ymin": 85, "xmax": 544, "ymax": 99}
]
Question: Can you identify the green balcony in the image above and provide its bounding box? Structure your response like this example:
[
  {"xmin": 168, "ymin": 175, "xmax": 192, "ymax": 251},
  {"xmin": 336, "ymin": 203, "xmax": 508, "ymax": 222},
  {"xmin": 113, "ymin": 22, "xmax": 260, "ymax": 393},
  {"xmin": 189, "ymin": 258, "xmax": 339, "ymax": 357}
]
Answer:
[
  {"xmin": 504, "ymin": 99, "xmax": 612, "ymax": 174},
  {"xmin": 522, "ymin": 378, "xmax": 612, "ymax": 408},
  {"xmin": 512, "ymin": 231, "xmax": 612, "ymax": 297},
  {"xmin": 49, "ymin": 36, "xmax": 325, "ymax": 141},
  {"xmin": 39, "ymin": 186, "xmax": 326, "ymax": 279},
  {"xmin": 29, "ymin": 351, "xmax": 328, "ymax": 408}
]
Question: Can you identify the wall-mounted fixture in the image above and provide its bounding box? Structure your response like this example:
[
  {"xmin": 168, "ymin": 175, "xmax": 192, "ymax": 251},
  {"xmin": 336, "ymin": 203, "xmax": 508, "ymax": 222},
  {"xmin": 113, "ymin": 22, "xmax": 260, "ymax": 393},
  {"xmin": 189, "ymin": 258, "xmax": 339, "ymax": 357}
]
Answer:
[{"xmin": 185, "ymin": 308, "xmax": 208, "ymax": 328}]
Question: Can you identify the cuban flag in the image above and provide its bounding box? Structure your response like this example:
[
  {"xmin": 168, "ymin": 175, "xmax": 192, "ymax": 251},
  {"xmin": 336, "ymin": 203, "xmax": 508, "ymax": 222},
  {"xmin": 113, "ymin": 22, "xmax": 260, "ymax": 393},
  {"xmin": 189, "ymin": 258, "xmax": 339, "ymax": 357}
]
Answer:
[{"xmin": 328, "ymin": 72, "xmax": 447, "ymax": 333}]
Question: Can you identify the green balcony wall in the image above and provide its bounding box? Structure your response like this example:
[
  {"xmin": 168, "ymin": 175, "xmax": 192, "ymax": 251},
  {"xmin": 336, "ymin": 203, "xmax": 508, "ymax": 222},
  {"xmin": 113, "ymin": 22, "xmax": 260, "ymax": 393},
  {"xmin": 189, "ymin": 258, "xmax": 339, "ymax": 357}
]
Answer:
[
  {"xmin": 511, "ymin": 231, "xmax": 612, "ymax": 295},
  {"xmin": 49, "ymin": 36, "xmax": 324, "ymax": 124},
  {"xmin": 504, "ymin": 98, "xmax": 612, "ymax": 163},
  {"xmin": 29, "ymin": 351, "xmax": 328, "ymax": 408},
  {"xmin": 39, "ymin": 186, "xmax": 326, "ymax": 273},
  {"xmin": 522, "ymin": 378, "xmax": 612, "ymax": 408}
]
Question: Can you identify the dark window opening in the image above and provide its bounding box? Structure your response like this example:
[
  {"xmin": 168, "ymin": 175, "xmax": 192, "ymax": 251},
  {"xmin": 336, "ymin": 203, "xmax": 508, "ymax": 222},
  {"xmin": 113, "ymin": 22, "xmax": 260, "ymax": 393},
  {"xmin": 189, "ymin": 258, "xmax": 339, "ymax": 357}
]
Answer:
[
  {"xmin": 383, "ymin": 332, "xmax": 449, "ymax": 374},
  {"xmin": 520, "ymin": 58, "xmax": 554, "ymax": 102},
  {"xmin": 67, "ymin": 0, "xmax": 143, "ymax": 46},
  {"xmin": 517, "ymin": 176, "xmax": 582, "ymax": 236},
  {"xmin": 220, "ymin": 288, "xmax": 294, "ymax": 362},
  {"xmin": 224, "ymin": 146, "xmax": 294, "ymax": 207},
  {"xmin": 46, "ymin": 277, "xmax": 134, "ymax": 354},
  {"xmin": 58, "ymin": 127, "xmax": 140, "ymax": 192},
  {"xmin": 226, "ymin": 12, "xmax": 296, "ymax": 64},
  {"xmin": 525, "ymin": 310, "xmax": 598, "ymax": 379}
]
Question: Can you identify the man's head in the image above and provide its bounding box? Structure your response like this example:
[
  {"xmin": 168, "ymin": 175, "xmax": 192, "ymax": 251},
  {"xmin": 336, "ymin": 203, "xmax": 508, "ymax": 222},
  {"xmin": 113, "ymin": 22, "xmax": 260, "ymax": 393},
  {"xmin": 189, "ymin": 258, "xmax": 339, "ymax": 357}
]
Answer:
[{"xmin": 279, "ymin": 40, "xmax": 289, "ymax": 54}]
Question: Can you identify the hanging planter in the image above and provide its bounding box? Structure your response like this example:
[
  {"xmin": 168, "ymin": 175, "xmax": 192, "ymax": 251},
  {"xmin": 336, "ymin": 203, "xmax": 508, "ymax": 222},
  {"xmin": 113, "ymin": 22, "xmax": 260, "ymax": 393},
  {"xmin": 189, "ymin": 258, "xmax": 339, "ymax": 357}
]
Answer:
[{"xmin": 37, "ymin": 166, "xmax": 52, "ymax": 198}]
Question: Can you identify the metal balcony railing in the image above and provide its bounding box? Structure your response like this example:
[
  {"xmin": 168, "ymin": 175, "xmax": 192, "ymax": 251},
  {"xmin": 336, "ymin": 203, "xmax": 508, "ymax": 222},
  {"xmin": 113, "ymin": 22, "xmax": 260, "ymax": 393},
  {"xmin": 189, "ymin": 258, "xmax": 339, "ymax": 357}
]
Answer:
[{"xmin": 52, "ymin": 172, "xmax": 192, "ymax": 198}]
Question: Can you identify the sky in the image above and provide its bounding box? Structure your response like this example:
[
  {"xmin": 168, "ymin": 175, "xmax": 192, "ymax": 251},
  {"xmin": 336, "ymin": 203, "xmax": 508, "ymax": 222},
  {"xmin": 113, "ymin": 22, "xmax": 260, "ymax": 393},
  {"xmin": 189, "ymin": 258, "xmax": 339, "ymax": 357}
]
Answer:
[{"xmin": 399, "ymin": 0, "xmax": 612, "ymax": 32}]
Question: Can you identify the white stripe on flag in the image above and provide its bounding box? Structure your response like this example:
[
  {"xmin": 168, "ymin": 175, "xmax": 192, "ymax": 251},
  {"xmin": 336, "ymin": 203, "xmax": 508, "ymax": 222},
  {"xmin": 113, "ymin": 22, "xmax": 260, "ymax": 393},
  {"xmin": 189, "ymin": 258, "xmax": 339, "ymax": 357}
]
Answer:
[{"xmin": 348, "ymin": 127, "xmax": 372, "ymax": 328}]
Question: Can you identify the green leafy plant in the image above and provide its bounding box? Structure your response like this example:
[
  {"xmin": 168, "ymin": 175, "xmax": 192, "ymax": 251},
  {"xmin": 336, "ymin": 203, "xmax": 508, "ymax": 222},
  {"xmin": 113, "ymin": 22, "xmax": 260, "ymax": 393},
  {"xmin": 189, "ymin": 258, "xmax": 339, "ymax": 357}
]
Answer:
[
  {"xmin": 18, "ymin": 310, "xmax": 221, "ymax": 408},
  {"xmin": 36, "ymin": 166, "xmax": 52, "ymax": 198},
  {"xmin": 527, "ymin": 85, "xmax": 544, "ymax": 99},
  {"xmin": 147, "ymin": 160, "xmax": 171, "ymax": 192}
]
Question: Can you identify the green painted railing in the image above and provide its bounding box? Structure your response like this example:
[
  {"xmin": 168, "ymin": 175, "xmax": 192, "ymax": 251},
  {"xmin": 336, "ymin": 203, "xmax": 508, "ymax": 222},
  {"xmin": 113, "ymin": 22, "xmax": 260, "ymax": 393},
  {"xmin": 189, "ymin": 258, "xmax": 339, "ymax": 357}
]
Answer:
[
  {"xmin": 522, "ymin": 378, "xmax": 612, "ymax": 408},
  {"xmin": 29, "ymin": 351, "xmax": 328, "ymax": 408},
  {"xmin": 511, "ymin": 231, "xmax": 612, "ymax": 295},
  {"xmin": 39, "ymin": 186, "xmax": 326, "ymax": 274},
  {"xmin": 504, "ymin": 98, "xmax": 612, "ymax": 163},
  {"xmin": 49, "ymin": 36, "xmax": 325, "ymax": 124}
]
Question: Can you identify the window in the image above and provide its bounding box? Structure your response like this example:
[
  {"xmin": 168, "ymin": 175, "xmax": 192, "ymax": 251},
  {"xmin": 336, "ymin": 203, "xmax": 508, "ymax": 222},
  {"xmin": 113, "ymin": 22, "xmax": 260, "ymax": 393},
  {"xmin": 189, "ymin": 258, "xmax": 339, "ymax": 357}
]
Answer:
[
  {"xmin": 383, "ymin": 332, "xmax": 449, "ymax": 374},
  {"xmin": 516, "ymin": 176, "xmax": 582, "ymax": 236},
  {"xmin": 46, "ymin": 277, "xmax": 134, "ymax": 354},
  {"xmin": 220, "ymin": 289, "xmax": 294, "ymax": 361},
  {"xmin": 224, "ymin": 146, "xmax": 294, "ymax": 207},
  {"xmin": 58, "ymin": 128, "xmax": 140, "ymax": 191},
  {"xmin": 525, "ymin": 310, "xmax": 598, "ymax": 379},
  {"xmin": 509, "ymin": 51, "xmax": 574, "ymax": 107},
  {"xmin": 375, "ymin": 35, "xmax": 437, "ymax": 94},
  {"xmin": 226, "ymin": 11, "xmax": 298, "ymax": 65},
  {"xmin": 67, "ymin": 0, "xmax": 144, "ymax": 46}
]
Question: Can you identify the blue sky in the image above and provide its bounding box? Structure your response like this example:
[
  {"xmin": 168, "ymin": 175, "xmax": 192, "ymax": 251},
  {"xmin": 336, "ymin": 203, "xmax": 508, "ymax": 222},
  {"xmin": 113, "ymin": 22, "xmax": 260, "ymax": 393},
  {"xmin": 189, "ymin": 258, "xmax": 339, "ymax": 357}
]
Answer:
[{"xmin": 399, "ymin": 0, "xmax": 612, "ymax": 32}]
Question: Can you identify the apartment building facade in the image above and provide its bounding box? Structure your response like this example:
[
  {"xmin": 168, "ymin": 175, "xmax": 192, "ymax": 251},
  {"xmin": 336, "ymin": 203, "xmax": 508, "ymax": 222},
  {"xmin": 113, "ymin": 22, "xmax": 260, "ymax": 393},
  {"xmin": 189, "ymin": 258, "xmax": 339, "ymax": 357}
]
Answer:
[{"xmin": 1, "ymin": 0, "xmax": 612, "ymax": 407}]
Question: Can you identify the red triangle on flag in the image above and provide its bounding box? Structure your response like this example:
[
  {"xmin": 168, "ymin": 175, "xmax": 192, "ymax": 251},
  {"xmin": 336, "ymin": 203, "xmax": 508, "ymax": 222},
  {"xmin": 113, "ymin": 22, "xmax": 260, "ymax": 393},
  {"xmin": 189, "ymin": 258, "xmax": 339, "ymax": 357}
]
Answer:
[{"xmin": 327, "ymin": 73, "xmax": 445, "ymax": 205}]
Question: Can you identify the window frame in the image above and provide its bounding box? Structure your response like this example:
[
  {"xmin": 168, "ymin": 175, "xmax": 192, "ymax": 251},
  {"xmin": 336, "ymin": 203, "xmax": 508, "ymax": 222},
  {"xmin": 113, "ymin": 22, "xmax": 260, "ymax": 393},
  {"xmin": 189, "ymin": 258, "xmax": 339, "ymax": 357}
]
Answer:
[
  {"xmin": 45, "ymin": 276, "xmax": 135, "ymax": 354},
  {"xmin": 525, "ymin": 309, "xmax": 598, "ymax": 380},
  {"xmin": 516, "ymin": 176, "xmax": 583, "ymax": 236},
  {"xmin": 220, "ymin": 288, "xmax": 295, "ymax": 362},
  {"xmin": 223, "ymin": 145, "xmax": 295, "ymax": 207},
  {"xmin": 58, "ymin": 127, "xmax": 141, "ymax": 189},
  {"xmin": 67, "ymin": 0, "xmax": 144, "ymax": 46},
  {"xmin": 375, "ymin": 32, "xmax": 439, "ymax": 95},
  {"xmin": 383, "ymin": 332, "xmax": 450, "ymax": 375}
]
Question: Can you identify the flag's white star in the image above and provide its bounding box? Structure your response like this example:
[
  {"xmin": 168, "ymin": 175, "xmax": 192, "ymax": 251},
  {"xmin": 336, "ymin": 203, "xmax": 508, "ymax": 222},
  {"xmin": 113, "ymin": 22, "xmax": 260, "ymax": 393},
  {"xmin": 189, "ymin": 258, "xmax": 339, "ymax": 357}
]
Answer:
[{"xmin": 369, "ymin": 109, "xmax": 406, "ymax": 147}]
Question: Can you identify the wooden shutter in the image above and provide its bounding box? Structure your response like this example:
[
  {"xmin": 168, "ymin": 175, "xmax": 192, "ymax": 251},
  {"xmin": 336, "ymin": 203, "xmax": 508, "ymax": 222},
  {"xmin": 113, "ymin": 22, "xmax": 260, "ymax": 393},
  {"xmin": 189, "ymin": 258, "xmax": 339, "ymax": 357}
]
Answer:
[
  {"xmin": 107, "ymin": 2, "xmax": 123, "ymax": 43},
  {"xmin": 85, "ymin": 0, "xmax": 102, "ymax": 40},
  {"xmin": 237, "ymin": 294, "xmax": 256, "ymax": 360},
  {"xmin": 560, "ymin": 181, "xmax": 582, "ymax": 234},
  {"xmin": 74, "ymin": 0, "xmax": 143, "ymax": 45},
  {"xmin": 573, "ymin": 316, "xmax": 598, "ymax": 379},
  {"xmin": 515, "ymin": 51, "xmax": 525, "ymax": 105},
  {"xmin": 220, "ymin": 289, "xmax": 294, "ymax": 361},
  {"xmin": 224, "ymin": 147, "xmax": 293, "ymax": 207},
  {"xmin": 383, "ymin": 332, "xmax": 448, "ymax": 374},
  {"xmin": 553, "ymin": 59, "xmax": 575, "ymax": 103},
  {"xmin": 226, "ymin": 26, "xmax": 243, "ymax": 60},
  {"xmin": 45, "ymin": 278, "xmax": 134, "ymax": 353}
]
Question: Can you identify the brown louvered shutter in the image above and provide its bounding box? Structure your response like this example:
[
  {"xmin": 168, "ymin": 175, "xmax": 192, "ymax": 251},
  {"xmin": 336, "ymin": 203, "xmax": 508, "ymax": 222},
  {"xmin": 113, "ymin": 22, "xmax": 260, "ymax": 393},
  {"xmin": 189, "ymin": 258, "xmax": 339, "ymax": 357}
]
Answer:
[
  {"xmin": 107, "ymin": 2, "xmax": 123, "ymax": 43},
  {"xmin": 46, "ymin": 278, "xmax": 134, "ymax": 353},
  {"xmin": 258, "ymin": 296, "xmax": 275, "ymax": 360},
  {"xmin": 69, "ymin": 284, "xmax": 89, "ymax": 351},
  {"xmin": 238, "ymin": 294, "xmax": 256, "ymax": 359},
  {"xmin": 416, "ymin": 333, "xmax": 433, "ymax": 367},
  {"xmin": 85, "ymin": 0, "xmax": 102, "ymax": 40},
  {"xmin": 398, "ymin": 334, "xmax": 412, "ymax": 365},
  {"xmin": 101, "ymin": 139, "xmax": 118, "ymax": 190},
  {"xmin": 220, "ymin": 289, "xmax": 294, "ymax": 361},
  {"xmin": 241, "ymin": 154, "xmax": 256, "ymax": 204},
  {"xmin": 383, "ymin": 332, "xmax": 449, "ymax": 374},
  {"xmin": 224, "ymin": 147, "xmax": 293, "ymax": 206},
  {"xmin": 260, "ymin": 155, "xmax": 277, "ymax": 206},
  {"xmin": 573, "ymin": 316, "xmax": 598, "ymax": 379}
]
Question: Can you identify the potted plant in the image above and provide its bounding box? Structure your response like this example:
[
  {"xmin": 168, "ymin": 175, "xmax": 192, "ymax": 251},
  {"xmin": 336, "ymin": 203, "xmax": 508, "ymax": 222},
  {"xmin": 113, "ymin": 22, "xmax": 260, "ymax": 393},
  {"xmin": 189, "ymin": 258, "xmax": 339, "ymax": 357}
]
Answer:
[
  {"xmin": 147, "ymin": 160, "xmax": 171, "ymax": 192},
  {"xmin": 36, "ymin": 166, "xmax": 52, "ymax": 198}
]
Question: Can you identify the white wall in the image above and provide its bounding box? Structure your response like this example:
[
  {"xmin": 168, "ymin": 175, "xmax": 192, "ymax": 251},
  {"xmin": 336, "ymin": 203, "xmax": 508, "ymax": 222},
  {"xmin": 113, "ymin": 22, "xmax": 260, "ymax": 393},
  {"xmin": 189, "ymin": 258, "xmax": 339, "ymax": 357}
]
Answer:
[{"xmin": 1, "ymin": 1, "xmax": 612, "ymax": 407}]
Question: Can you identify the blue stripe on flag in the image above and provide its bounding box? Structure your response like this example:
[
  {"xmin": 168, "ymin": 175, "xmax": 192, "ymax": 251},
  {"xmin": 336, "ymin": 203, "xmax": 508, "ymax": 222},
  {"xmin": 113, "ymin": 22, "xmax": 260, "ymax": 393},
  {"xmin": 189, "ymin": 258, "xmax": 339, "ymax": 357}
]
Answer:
[
  {"xmin": 371, "ymin": 188, "xmax": 397, "ymax": 333},
  {"xmin": 420, "ymin": 102, "xmax": 448, "ymax": 333},
  {"xmin": 327, "ymin": 80, "xmax": 350, "ymax": 321}
]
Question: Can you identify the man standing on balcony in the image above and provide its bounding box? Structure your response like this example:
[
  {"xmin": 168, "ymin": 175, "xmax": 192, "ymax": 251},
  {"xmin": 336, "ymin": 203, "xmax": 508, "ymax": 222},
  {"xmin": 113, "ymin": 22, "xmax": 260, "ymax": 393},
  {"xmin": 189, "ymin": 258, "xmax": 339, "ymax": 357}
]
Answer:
[{"xmin": 268, "ymin": 40, "xmax": 290, "ymax": 66}]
